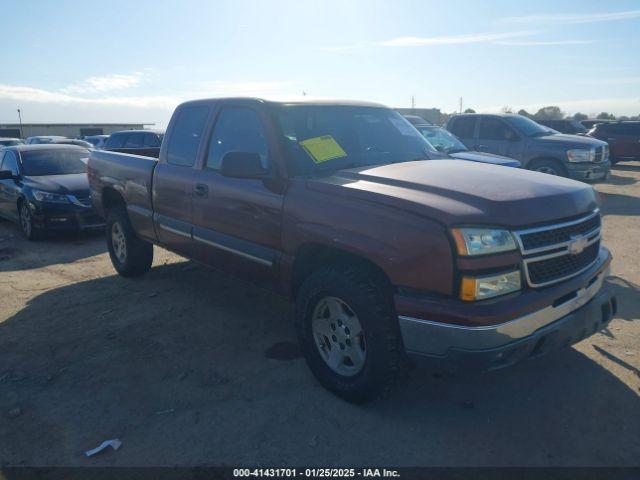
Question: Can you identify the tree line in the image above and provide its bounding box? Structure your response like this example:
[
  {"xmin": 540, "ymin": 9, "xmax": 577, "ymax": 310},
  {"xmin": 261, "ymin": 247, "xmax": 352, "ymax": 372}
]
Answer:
[{"xmin": 462, "ymin": 106, "xmax": 639, "ymax": 122}]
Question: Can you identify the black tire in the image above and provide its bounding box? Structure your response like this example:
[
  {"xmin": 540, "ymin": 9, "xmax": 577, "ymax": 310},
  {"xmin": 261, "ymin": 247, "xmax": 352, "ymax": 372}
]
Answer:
[
  {"xmin": 106, "ymin": 207, "xmax": 153, "ymax": 277},
  {"xmin": 18, "ymin": 200, "xmax": 43, "ymax": 241},
  {"xmin": 528, "ymin": 159, "xmax": 567, "ymax": 178},
  {"xmin": 295, "ymin": 264, "xmax": 405, "ymax": 404}
]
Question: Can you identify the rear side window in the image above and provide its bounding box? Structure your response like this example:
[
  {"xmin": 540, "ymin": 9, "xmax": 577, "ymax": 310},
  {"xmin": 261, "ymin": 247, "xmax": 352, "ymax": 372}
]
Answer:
[
  {"xmin": 449, "ymin": 116, "xmax": 476, "ymax": 138},
  {"xmin": 143, "ymin": 133, "xmax": 161, "ymax": 148},
  {"xmin": 166, "ymin": 106, "xmax": 209, "ymax": 166},
  {"xmin": 124, "ymin": 132, "xmax": 144, "ymax": 148},
  {"xmin": 206, "ymin": 107, "xmax": 268, "ymax": 170},
  {"xmin": 478, "ymin": 118, "xmax": 513, "ymax": 140},
  {"xmin": 616, "ymin": 123, "xmax": 640, "ymax": 135},
  {"xmin": 106, "ymin": 133, "xmax": 127, "ymax": 148}
]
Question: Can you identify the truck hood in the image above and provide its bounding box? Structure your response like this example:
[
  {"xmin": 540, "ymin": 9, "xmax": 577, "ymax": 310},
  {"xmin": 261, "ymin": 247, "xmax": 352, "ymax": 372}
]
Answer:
[
  {"xmin": 24, "ymin": 173, "xmax": 89, "ymax": 197},
  {"xmin": 308, "ymin": 160, "xmax": 598, "ymax": 228},
  {"xmin": 449, "ymin": 151, "xmax": 521, "ymax": 167},
  {"xmin": 532, "ymin": 133, "xmax": 608, "ymax": 149}
]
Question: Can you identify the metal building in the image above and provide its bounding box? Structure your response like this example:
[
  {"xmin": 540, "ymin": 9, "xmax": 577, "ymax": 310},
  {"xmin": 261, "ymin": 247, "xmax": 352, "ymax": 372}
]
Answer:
[{"xmin": 0, "ymin": 123, "xmax": 154, "ymax": 139}]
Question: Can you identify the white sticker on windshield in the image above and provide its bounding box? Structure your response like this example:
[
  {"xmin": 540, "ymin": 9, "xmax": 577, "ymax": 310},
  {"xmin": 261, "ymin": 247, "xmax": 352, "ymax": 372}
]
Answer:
[{"xmin": 390, "ymin": 117, "xmax": 417, "ymax": 136}]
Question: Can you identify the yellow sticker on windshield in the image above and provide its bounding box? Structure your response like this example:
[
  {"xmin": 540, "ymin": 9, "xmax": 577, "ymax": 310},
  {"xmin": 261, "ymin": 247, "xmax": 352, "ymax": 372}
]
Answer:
[{"xmin": 299, "ymin": 135, "xmax": 347, "ymax": 164}]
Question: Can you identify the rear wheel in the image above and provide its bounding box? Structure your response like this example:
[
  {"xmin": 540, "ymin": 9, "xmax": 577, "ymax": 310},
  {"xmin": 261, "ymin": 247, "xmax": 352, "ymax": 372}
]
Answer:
[
  {"xmin": 106, "ymin": 207, "xmax": 153, "ymax": 277},
  {"xmin": 295, "ymin": 264, "xmax": 405, "ymax": 403},
  {"xmin": 529, "ymin": 159, "xmax": 567, "ymax": 177},
  {"xmin": 18, "ymin": 201, "xmax": 42, "ymax": 241}
]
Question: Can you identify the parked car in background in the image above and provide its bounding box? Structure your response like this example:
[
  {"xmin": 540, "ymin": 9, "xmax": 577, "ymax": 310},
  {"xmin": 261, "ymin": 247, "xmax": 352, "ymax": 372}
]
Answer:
[
  {"xmin": 103, "ymin": 130, "xmax": 164, "ymax": 158},
  {"xmin": 410, "ymin": 121, "xmax": 521, "ymax": 167},
  {"xmin": 25, "ymin": 135, "xmax": 67, "ymax": 144},
  {"xmin": 89, "ymin": 98, "xmax": 615, "ymax": 403},
  {"xmin": 83, "ymin": 135, "xmax": 109, "ymax": 150},
  {"xmin": 587, "ymin": 121, "xmax": 640, "ymax": 164},
  {"xmin": 0, "ymin": 138, "xmax": 24, "ymax": 148},
  {"xmin": 0, "ymin": 145, "xmax": 103, "ymax": 240},
  {"xmin": 51, "ymin": 138, "xmax": 95, "ymax": 149},
  {"xmin": 446, "ymin": 114, "xmax": 610, "ymax": 181},
  {"xmin": 581, "ymin": 120, "xmax": 613, "ymax": 130},
  {"xmin": 537, "ymin": 119, "xmax": 587, "ymax": 135}
]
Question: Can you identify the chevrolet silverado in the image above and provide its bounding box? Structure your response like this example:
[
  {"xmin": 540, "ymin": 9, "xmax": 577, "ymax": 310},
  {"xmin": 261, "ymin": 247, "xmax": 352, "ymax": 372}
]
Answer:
[{"xmin": 88, "ymin": 98, "xmax": 616, "ymax": 403}]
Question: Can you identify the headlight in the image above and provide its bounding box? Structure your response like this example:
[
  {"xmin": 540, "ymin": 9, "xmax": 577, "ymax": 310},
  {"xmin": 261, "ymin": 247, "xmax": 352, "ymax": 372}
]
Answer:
[
  {"xmin": 32, "ymin": 190, "xmax": 70, "ymax": 203},
  {"xmin": 451, "ymin": 228, "xmax": 517, "ymax": 256},
  {"xmin": 567, "ymin": 148, "xmax": 595, "ymax": 162},
  {"xmin": 461, "ymin": 270, "xmax": 521, "ymax": 301}
]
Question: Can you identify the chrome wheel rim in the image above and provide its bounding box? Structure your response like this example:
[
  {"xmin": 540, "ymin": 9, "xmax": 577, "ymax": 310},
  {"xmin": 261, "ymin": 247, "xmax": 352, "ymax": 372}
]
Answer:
[
  {"xmin": 20, "ymin": 204, "xmax": 31, "ymax": 237},
  {"xmin": 536, "ymin": 166, "xmax": 558, "ymax": 175},
  {"xmin": 111, "ymin": 222, "xmax": 127, "ymax": 264},
  {"xmin": 311, "ymin": 296, "xmax": 366, "ymax": 377}
]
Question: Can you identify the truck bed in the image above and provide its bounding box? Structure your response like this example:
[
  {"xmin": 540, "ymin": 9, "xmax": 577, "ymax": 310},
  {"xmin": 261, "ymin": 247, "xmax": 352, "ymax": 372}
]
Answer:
[{"xmin": 88, "ymin": 150, "xmax": 157, "ymax": 239}]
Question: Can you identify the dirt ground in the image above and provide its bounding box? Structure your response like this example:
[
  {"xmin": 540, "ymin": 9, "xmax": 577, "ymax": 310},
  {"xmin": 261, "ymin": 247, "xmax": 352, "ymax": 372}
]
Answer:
[{"xmin": 1, "ymin": 164, "xmax": 638, "ymax": 467}]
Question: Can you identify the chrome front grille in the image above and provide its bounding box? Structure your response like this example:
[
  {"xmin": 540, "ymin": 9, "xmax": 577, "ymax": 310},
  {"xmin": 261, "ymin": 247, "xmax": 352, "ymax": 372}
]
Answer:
[{"xmin": 515, "ymin": 210, "xmax": 602, "ymax": 287}]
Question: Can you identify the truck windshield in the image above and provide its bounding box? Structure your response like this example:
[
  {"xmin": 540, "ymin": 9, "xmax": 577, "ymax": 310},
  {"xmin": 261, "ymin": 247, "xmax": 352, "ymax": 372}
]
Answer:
[
  {"xmin": 274, "ymin": 105, "xmax": 438, "ymax": 175},
  {"xmin": 505, "ymin": 116, "xmax": 554, "ymax": 137},
  {"xmin": 21, "ymin": 149, "xmax": 89, "ymax": 176}
]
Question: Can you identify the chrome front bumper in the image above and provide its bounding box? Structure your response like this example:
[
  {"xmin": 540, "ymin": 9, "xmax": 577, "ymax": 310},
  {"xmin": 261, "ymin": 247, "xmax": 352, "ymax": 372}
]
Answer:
[{"xmin": 399, "ymin": 263, "xmax": 614, "ymax": 370}]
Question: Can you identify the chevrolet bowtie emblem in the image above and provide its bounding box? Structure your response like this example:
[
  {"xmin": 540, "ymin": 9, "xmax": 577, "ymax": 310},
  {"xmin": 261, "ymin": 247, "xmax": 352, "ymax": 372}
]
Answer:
[{"xmin": 568, "ymin": 235, "xmax": 588, "ymax": 255}]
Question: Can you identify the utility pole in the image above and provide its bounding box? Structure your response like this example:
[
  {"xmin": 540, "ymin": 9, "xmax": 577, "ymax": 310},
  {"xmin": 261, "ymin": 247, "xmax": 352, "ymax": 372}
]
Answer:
[
  {"xmin": 17, "ymin": 108, "xmax": 24, "ymax": 138},
  {"xmin": 459, "ymin": 97, "xmax": 463, "ymax": 114},
  {"xmin": 411, "ymin": 95, "xmax": 415, "ymax": 110}
]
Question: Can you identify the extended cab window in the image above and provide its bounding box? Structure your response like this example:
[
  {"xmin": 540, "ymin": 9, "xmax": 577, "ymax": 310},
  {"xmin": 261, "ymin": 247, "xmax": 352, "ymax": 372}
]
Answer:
[
  {"xmin": 206, "ymin": 107, "xmax": 268, "ymax": 170},
  {"xmin": 124, "ymin": 132, "xmax": 144, "ymax": 148},
  {"xmin": 449, "ymin": 116, "xmax": 476, "ymax": 139},
  {"xmin": 106, "ymin": 133, "xmax": 126, "ymax": 149},
  {"xmin": 478, "ymin": 118, "xmax": 515, "ymax": 140},
  {"xmin": 167, "ymin": 106, "xmax": 209, "ymax": 166},
  {"xmin": 143, "ymin": 133, "xmax": 161, "ymax": 148}
]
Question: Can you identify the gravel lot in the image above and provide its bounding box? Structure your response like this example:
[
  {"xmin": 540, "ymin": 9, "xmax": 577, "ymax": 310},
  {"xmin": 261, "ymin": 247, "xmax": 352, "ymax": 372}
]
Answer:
[{"xmin": 1, "ymin": 164, "xmax": 638, "ymax": 467}]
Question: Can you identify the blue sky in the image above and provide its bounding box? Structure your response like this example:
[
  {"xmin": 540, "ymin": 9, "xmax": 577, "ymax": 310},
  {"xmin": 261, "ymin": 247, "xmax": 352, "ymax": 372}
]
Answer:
[{"xmin": 1, "ymin": 0, "xmax": 639, "ymax": 126}]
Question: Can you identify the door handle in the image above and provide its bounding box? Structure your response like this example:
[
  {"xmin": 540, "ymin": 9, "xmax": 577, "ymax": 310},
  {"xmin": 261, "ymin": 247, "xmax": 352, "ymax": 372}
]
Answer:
[
  {"xmin": 193, "ymin": 184, "xmax": 208, "ymax": 197},
  {"xmin": 476, "ymin": 144, "xmax": 488, "ymax": 150},
  {"xmin": 606, "ymin": 138, "xmax": 616, "ymax": 142}
]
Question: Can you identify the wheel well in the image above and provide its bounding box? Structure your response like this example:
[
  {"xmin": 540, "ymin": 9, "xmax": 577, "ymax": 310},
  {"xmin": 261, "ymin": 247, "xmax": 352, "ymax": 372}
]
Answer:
[
  {"xmin": 102, "ymin": 187, "xmax": 126, "ymax": 214},
  {"xmin": 291, "ymin": 244, "xmax": 391, "ymax": 297},
  {"xmin": 526, "ymin": 156, "xmax": 566, "ymax": 172}
]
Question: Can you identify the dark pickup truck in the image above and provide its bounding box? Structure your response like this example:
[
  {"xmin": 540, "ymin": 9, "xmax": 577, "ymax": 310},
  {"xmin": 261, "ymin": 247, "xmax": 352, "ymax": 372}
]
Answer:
[{"xmin": 89, "ymin": 98, "xmax": 616, "ymax": 403}]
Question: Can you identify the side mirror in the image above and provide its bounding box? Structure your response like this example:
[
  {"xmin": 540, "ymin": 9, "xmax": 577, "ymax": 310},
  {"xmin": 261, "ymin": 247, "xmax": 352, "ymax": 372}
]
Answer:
[
  {"xmin": 220, "ymin": 152, "xmax": 268, "ymax": 179},
  {"xmin": 0, "ymin": 170, "xmax": 15, "ymax": 180}
]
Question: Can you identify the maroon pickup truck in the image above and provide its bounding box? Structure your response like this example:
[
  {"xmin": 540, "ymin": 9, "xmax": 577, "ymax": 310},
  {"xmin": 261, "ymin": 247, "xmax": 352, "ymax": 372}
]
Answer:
[{"xmin": 88, "ymin": 98, "xmax": 616, "ymax": 403}]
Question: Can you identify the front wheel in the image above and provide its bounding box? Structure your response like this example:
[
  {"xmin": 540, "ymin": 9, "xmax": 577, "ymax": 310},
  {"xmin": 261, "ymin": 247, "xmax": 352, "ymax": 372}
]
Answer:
[
  {"xmin": 18, "ymin": 201, "xmax": 42, "ymax": 241},
  {"xmin": 295, "ymin": 264, "xmax": 405, "ymax": 403},
  {"xmin": 528, "ymin": 159, "xmax": 567, "ymax": 177},
  {"xmin": 106, "ymin": 207, "xmax": 153, "ymax": 277}
]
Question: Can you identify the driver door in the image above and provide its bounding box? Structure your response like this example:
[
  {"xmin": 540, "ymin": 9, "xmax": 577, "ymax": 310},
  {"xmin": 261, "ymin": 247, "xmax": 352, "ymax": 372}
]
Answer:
[
  {"xmin": 476, "ymin": 117, "xmax": 523, "ymax": 158},
  {"xmin": 190, "ymin": 103, "xmax": 284, "ymax": 286}
]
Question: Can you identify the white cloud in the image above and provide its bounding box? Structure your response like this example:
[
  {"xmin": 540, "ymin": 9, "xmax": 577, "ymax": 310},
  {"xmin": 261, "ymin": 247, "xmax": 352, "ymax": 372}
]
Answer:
[
  {"xmin": 318, "ymin": 30, "xmax": 539, "ymax": 52},
  {"xmin": 494, "ymin": 39, "xmax": 595, "ymax": 46},
  {"xmin": 0, "ymin": 84, "xmax": 179, "ymax": 109},
  {"xmin": 0, "ymin": 79, "xmax": 301, "ymax": 112},
  {"xmin": 62, "ymin": 72, "xmax": 145, "ymax": 94},
  {"xmin": 582, "ymin": 77, "xmax": 640, "ymax": 85},
  {"xmin": 502, "ymin": 9, "xmax": 640, "ymax": 25},
  {"xmin": 378, "ymin": 30, "xmax": 538, "ymax": 47}
]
